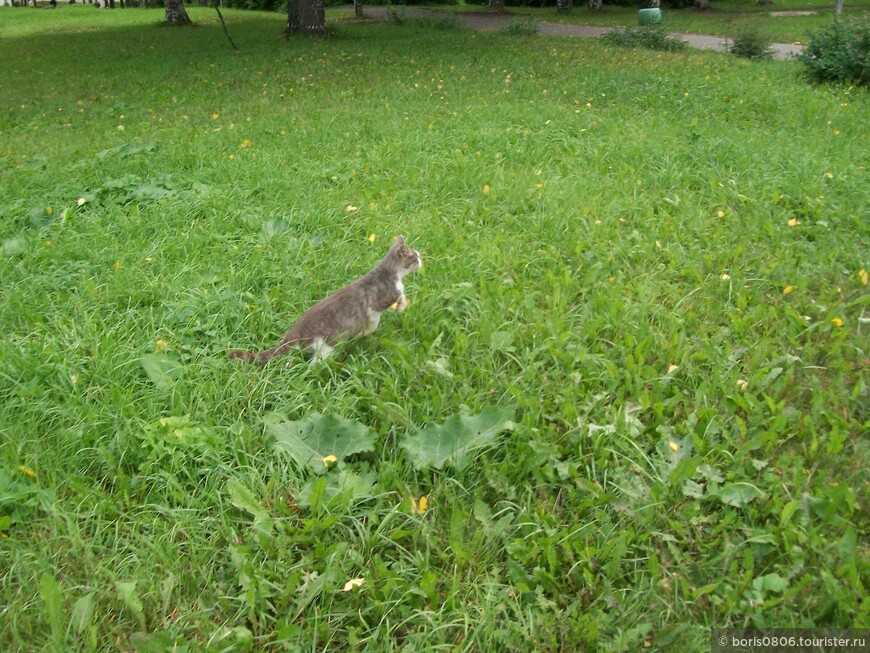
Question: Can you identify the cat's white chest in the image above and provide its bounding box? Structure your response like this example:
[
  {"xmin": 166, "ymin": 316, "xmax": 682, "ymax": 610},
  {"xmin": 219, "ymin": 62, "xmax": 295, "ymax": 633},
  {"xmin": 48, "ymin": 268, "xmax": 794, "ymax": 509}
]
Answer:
[{"xmin": 395, "ymin": 279, "xmax": 404, "ymax": 296}]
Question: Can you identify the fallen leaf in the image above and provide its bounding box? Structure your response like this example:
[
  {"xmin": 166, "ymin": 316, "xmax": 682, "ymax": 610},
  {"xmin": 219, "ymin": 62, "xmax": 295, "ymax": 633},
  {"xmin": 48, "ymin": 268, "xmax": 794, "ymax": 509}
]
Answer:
[{"xmin": 342, "ymin": 578, "xmax": 365, "ymax": 592}]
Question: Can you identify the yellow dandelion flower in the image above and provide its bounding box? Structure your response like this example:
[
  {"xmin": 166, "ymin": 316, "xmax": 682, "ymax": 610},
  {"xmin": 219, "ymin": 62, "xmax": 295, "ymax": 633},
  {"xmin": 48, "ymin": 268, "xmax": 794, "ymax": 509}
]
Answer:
[
  {"xmin": 241, "ymin": 139, "xmax": 251, "ymax": 148},
  {"xmin": 716, "ymin": 210, "xmax": 725, "ymax": 218},
  {"xmin": 783, "ymin": 285, "xmax": 794, "ymax": 295},
  {"xmin": 113, "ymin": 260, "xmax": 121, "ymax": 271},
  {"xmin": 211, "ymin": 113, "xmax": 220, "ymax": 120},
  {"xmin": 534, "ymin": 183, "xmax": 544, "ymax": 190},
  {"xmin": 18, "ymin": 466, "xmax": 36, "ymax": 478},
  {"xmin": 482, "ymin": 184, "xmax": 491, "ymax": 195},
  {"xmin": 77, "ymin": 197, "xmax": 86, "ymax": 207},
  {"xmin": 737, "ymin": 379, "xmax": 749, "ymax": 391},
  {"xmin": 831, "ymin": 317, "xmax": 844, "ymax": 328},
  {"xmin": 117, "ymin": 125, "xmax": 125, "ymax": 131},
  {"xmin": 859, "ymin": 269, "xmax": 868, "ymax": 286},
  {"xmin": 410, "ymin": 495, "xmax": 429, "ymax": 515},
  {"xmin": 787, "ymin": 218, "xmax": 800, "ymax": 227},
  {"xmin": 668, "ymin": 441, "xmax": 679, "ymax": 452},
  {"xmin": 833, "ymin": 130, "xmax": 841, "ymax": 136},
  {"xmin": 322, "ymin": 454, "xmax": 338, "ymax": 467},
  {"xmin": 45, "ymin": 206, "xmax": 53, "ymax": 215},
  {"xmin": 154, "ymin": 339, "xmax": 168, "ymax": 354},
  {"xmin": 345, "ymin": 205, "xmax": 358, "ymax": 212},
  {"xmin": 368, "ymin": 233, "xmax": 376, "ymax": 244},
  {"xmin": 667, "ymin": 364, "xmax": 679, "ymax": 374},
  {"xmin": 721, "ymin": 273, "xmax": 730, "ymax": 281}
]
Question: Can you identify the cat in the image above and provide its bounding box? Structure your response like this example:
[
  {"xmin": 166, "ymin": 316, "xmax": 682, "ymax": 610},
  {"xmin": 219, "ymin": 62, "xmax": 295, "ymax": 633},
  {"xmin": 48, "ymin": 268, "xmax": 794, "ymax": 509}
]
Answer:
[{"xmin": 228, "ymin": 236, "xmax": 422, "ymax": 364}]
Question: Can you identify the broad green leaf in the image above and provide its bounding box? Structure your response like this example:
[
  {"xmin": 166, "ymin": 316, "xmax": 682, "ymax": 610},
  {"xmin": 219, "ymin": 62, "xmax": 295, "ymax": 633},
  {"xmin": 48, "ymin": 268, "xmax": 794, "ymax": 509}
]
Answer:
[
  {"xmin": 115, "ymin": 581, "xmax": 145, "ymax": 628},
  {"xmin": 489, "ymin": 331, "xmax": 515, "ymax": 351},
  {"xmin": 226, "ymin": 479, "xmax": 273, "ymax": 535},
  {"xmin": 266, "ymin": 412, "xmax": 377, "ymax": 473},
  {"xmin": 752, "ymin": 572, "xmax": 788, "ymax": 594},
  {"xmin": 1, "ymin": 235, "xmax": 28, "ymax": 257},
  {"xmin": 682, "ymin": 479, "xmax": 705, "ymax": 499},
  {"xmin": 39, "ymin": 572, "xmax": 64, "ymax": 639},
  {"xmin": 71, "ymin": 593, "xmax": 96, "ymax": 634},
  {"xmin": 400, "ymin": 405, "xmax": 515, "ymax": 471},
  {"xmin": 130, "ymin": 631, "xmax": 189, "ymax": 653},
  {"xmin": 297, "ymin": 470, "xmax": 377, "ymax": 509},
  {"xmin": 139, "ymin": 354, "xmax": 183, "ymax": 390},
  {"xmin": 716, "ymin": 482, "xmax": 764, "ymax": 507}
]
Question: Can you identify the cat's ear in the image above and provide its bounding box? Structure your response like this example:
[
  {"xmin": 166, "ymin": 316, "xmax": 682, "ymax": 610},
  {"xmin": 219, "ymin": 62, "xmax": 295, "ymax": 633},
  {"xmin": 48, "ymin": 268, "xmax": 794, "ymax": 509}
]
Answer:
[{"xmin": 394, "ymin": 235, "xmax": 405, "ymax": 245}]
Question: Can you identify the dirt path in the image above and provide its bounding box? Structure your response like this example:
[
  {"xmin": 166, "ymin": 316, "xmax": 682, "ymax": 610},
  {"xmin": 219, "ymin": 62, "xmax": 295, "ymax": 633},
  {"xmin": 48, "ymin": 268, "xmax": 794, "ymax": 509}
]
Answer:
[{"xmin": 355, "ymin": 6, "xmax": 805, "ymax": 61}]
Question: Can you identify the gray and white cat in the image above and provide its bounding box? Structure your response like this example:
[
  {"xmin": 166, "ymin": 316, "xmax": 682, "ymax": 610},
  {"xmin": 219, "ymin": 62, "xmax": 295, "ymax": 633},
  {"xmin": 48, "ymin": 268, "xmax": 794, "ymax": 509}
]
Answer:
[{"xmin": 228, "ymin": 236, "xmax": 422, "ymax": 363}]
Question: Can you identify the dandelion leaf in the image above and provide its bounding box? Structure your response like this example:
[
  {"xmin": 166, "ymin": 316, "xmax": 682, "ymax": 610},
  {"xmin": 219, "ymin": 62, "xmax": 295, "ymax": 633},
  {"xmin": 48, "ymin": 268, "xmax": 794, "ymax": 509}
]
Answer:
[{"xmin": 401, "ymin": 405, "xmax": 515, "ymax": 471}]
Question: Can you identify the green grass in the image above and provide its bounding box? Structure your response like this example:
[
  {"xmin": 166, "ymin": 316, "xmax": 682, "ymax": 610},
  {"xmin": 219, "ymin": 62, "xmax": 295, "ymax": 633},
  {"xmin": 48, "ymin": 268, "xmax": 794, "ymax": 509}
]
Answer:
[
  {"xmin": 432, "ymin": 0, "xmax": 870, "ymax": 43},
  {"xmin": 2, "ymin": 7, "xmax": 869, "ymax": 652}
]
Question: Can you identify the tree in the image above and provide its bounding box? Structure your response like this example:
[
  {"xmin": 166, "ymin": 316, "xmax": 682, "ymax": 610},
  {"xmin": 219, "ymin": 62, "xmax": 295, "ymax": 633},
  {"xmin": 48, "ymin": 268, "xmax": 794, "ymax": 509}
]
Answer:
[
  {"xmin": 489, "ymin": 0, "xmax": 505, "ymax": 12},
  {"xmin": 286, "ymin": 0, "xmax": 325, "ymax": 36},
  {"xmin": 588, "ymin": 0, "xmax": 602, "ymax": 9},
  {"xmin": 557, "ymin": 0, "xmax": 573, "ymax": 13},
  {"xmin": 164, "ymin": 0, "xmax": 191, "ymax": 24}
]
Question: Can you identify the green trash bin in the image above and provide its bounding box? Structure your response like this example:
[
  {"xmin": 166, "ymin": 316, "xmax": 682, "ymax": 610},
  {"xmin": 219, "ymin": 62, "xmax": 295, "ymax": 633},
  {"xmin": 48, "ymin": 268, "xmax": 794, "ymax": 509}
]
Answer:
[{"xmin": 638, "ymin": 7, "xmax": 662, "ymax": 25}]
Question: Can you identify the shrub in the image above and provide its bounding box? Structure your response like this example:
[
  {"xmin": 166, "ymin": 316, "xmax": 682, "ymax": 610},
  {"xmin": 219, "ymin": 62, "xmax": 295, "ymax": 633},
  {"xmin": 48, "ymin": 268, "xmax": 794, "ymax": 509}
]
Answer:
[
  {"xmin": 729, "ymin": 30, "xmax": 774, "ymax": 60},
  {"xmin": 603, "ymin": 26, "xmax": 688, "ymax": 52},
  {"xmin": 502, "ymin": 17, "xmax": 538, "ymax": 36},
  {"xmin": 797, "ymin": 16, "xmax": 870, "ymax": 86}
]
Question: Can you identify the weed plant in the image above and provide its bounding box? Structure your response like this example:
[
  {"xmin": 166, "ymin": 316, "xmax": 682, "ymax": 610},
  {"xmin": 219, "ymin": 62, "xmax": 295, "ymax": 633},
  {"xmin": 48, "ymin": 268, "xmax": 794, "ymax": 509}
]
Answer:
[
  {"xmin": 502, "ymin": 16, "xmax": 539, "ymax": 35},
  {"xmin": 729, "ymin": 29, "xmax": 774, "ymax": 60},
  {"xmin": 1, "ymin": 7, "xmax": 868, "ymax": 651},
  {"xmin": 603, "ymin": 25, "xmax": 688, "ymax": 51}
]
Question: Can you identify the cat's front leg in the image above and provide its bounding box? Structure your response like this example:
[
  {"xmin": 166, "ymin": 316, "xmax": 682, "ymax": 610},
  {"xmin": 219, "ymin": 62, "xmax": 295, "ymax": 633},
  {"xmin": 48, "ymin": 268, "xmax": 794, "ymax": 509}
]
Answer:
[{"xmin": 394, "ymin": 294, "xmax": 408, "ymax": 313}]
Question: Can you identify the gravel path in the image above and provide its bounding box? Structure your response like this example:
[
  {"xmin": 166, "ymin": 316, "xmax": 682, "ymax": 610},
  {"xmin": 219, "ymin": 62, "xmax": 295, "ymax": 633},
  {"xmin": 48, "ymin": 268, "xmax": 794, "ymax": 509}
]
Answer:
[{"xmin": 356, "ymin": 6, "xmax": 805, "ymax": 61}]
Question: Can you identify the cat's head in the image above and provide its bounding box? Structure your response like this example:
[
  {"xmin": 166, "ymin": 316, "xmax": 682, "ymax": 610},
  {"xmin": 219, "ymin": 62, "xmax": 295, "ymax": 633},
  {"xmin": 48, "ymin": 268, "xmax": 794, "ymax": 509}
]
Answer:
[{"xmin": 389, "ymin": 235, "xmax": 422, "ymax": 275}]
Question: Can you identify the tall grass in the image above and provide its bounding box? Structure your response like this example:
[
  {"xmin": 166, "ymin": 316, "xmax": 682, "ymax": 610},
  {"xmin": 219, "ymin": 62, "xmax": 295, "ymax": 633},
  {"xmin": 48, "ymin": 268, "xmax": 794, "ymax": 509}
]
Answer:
[{"xmin": 1, "ymin": 7, "xmax": 868, "ymax": 651}]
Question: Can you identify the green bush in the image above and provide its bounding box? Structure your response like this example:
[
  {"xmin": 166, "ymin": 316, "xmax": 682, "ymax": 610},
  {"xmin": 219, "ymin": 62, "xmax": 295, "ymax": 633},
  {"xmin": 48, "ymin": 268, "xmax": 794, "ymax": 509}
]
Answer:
[
  {"xmin": 797, "ymin": 16, "xmax": 870, "ymax": 86},
  {"xmin": 603, "ymin": 26, "xmax": 688, "ymax": 52},
  {"xmin": 729, "ymin": 30, "xmax": 773, "ymax": 60},
  {"xmin": 502, "ymin": 17, "xmax": 539, "ymax": 36}
]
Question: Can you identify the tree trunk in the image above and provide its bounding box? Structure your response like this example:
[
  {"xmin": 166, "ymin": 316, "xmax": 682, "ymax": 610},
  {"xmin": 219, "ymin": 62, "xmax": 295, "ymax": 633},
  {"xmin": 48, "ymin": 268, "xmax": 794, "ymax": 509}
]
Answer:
[
  {"xmin": 286, "ymin": 0, "xmax": 325, "ymax": 36},
  {"xmin": 353, "ymin": 0, "xmax": 362, "ymax": 17},
  {"xmin": 835, "ymin": 0, "xmax": 843, "ymax": 14},
  {"xmin": 489, "ymin": 0, "xmax": 505, "ymax": 12},
  {"xmin": 587, "ymin": 0, "xmax": 602, "ymax": 9},
  {"xmin": 164, "ymin": 0, "xmax": 192, "ymax": 24},
  {"xmin": 694, "ymin": 0, "xmax": 710, "ymax": 8},
  {"xmin": 557, "ymin": 0, "xmax": 572, "ymax": 13}
]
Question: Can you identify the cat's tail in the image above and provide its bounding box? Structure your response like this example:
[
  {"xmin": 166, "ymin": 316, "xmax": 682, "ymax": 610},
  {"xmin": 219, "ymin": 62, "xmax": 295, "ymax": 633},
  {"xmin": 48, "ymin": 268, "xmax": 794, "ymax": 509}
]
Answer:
[{"xmin": 227, "ymin": 340, "xmax": 296, "ymax": 363}]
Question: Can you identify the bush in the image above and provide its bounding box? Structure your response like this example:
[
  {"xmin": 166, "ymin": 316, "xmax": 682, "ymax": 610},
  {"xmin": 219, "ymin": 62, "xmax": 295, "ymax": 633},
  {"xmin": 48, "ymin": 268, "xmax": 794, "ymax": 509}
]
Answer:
[
  {"xmin": 603, "ymin": 26, "xmax": 688, "ymax": 52},
  {"xmin": 729, "ymin": 30, "xmax": 773, "ymax": 60},
  {"xmin": 502, "ymin": 17, "xmax": 538, "ymax": 36},
  {"xmin": 797, "ymin": 16, "xmax": 870, "ymax": 86}
]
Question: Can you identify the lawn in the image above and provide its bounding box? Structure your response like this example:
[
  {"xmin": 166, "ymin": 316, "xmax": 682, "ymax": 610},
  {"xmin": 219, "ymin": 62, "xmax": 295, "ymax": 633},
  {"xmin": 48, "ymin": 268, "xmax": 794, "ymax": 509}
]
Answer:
[
  {"xmin": 1, "ymin": 6, "xmax": 868, "ymax": 651},
  {"xmin": 427, "ymin": 0, "xmax": 870, "ymax": 43}
]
